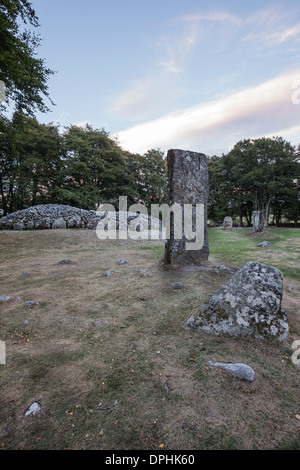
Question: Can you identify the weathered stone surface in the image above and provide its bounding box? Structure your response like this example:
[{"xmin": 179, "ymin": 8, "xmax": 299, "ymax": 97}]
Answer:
[
  {"xmin": 184, "ymin": 261, "xmax": 288, "ymax": 342},
  {"xmin": 257, "ymin": 241, "xmax": 272, "ymax": 247},
  {"xmin": 24, "ymin": 402, "xmax": 41, "ymax": 417},
  {"xmin": 13, "ymin": 222, "xmax": 24, "ymax": 231},
  {"xmin": 52, "ymin": 217, "xmax": 67, "ymax": 229},
  {"xmin": 35, "ymin": 217, "xmax": 51, "ymax": 230},
  {"xmin": 66, "ymin": 216, "xmax": 83, "ymax": 229},
  {"xmin": 252, "ymin": 211, "xmax": 264, "ymax": 232},
  {"xmin": 208, "ymin": 361, "xmax": 255, "ymax": 382},
  {"xmin": 222, "ymin": 216, "xmax": 232, "ymax": 232},
  {"xmin": 162, "ymin": 149, "xmax": 209, "ymax": 267},
  {"xmin": 57, "ymin": 259, "xmax": 75, "ymax": 265},
  {"xmin": 170, "ymin": 282, "xmax": 183, "ymax": 289}
]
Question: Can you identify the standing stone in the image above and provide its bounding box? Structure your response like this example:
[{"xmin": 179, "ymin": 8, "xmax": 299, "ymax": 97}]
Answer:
[
  {"xmin": 252, "ymin": 211, "xmax": 264, "ymax": 232},
  {"xmin": 223, "ymin": 216, "xmax": 232, "ymax": 232},
  {"xmin": 162, "ymin": 149, "xmax": 209, "ymax": 267}
]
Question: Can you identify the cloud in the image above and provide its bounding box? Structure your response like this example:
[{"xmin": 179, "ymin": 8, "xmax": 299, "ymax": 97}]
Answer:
[
  {"xmin": 109, "ymin": 6, "xmax": 300, "ymax": 136},
  {"xmin": 264, "ymin": 23, "xmax": 300, "ymax": 44},
  {"xmin": 108, "ymin": 18, "xmax": 199, "ymax": 121},
  {"xmin": 177, "ymin": 11, "xmax": 242, "ymax": 25},
  {"xmin": 242, "ymin": 6, "xmax": 300, "ymax": 46},
  {"xmin": 114, "ymin": 70, "xmax": 300, "ymax": 156}
]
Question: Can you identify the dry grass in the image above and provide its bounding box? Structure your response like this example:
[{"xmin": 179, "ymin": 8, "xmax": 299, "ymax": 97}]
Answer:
[{"xmin": 0, "ymin": 227, "xmax": 299, "ymax": 450}]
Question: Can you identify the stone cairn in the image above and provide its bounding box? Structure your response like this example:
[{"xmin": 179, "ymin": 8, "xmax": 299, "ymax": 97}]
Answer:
[
  {"xmin": 161, "ymin": 149, "xmax": 209, "ymax": 267},
  {"xmin": 0, "ymin": 204, "xmax": 161, "ymax": 232}
]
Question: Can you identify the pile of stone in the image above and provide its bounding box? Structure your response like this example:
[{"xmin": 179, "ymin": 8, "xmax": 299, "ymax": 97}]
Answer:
[{"xmin": 0, "ymin": 204, "xmax": 161, "ymax": 232}]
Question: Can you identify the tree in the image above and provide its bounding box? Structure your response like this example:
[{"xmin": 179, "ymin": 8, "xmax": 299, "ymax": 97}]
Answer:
[
  {"xmin": 0, "ymin": 112, "xmax": 62, "ymax": 213},
  {"xmin": 59, "ymin": 124, "xmax": 137, "ymax": 210},
  {"xmin": 222, "ymin": 137, "xmax": 299, "ymax": 226},
  {"xmin": 125, "ymin": 149, "xmax": 167, "ymax": 208},
  {"xmin": 0, "ymin": 0, "xmax": 55, "ymax": 116}
]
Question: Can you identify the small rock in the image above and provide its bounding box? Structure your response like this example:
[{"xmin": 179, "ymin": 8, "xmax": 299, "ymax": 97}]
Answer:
[
  {"xmin": 24, "ymin": 402, "xmax": 41, "ymax": 417},
  {"xmin": 23, "ymin": 320, "xmax": 29, "ymax": 325},
  {"xmin": 103, "ymin": 270, "xmax": 111, "ymax": 277},
  {"xmin": 0, "ymin": 296, "xmax": 10, "ymax": 301},
  {"xmin": 138, "ymin": 291, "xmax": 148, "ymax": 301},
  {"xmin": 96, "ymin": 320, "xmax": 110, "ymax": 326},
  {"xmin": 170, "ymin": 282, "xmax": 183, "ymax": 289},
  {"xmin": 208, "ymin": 361, "xmax": 255, "ymax": 382},
  {"xmin": 24, "ymin": 301, "xmax": 39, "ymax": 306},
  {"xmin": 117, "ymin": 259, "xmax": 128, "ymax": 265},
  {"xmin": 215, "ymin": 265, "xmax": 236, "ymax": 273},
  {"xmin": 60, "ymin": 317, "xmax": 68, "ymax": 323},
  {"xmin": 22, "ymin": 271, "xmax": 30, "ymax": 276},
  {"xmin": 57, "ymin": 259, "xmax": 75, "ymax": 265},
  {"xmin": 288, "ymin": 285, "xmax": 296, "ymax": 292},
  {"xmin": 257, "ymin": 241, "xmax": 272, "ymax": 247}
]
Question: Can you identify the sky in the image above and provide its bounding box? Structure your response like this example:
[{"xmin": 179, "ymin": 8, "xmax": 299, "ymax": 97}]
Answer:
[{"xmin": 29, "ymin": 0, "xmax": 300, "ymax": 156}]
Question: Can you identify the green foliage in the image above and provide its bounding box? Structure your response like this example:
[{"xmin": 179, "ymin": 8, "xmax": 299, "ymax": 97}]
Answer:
[
  {"xmin": 0, "ymin": 119, "xmax": 167, "ymax": 213},
  {"xmin": 0, "ymin": 0, "xmax": 55, "ymax": 115},
  {"xmin": 58, "ymin": 124, "xmax": 141, "ymax": 210},
  {"xmin": 125, "ymin": 149, "xmax": 167, "ymax": 208},
  {"xmin": 208, "ymin": 137, "xmax": 300, "ymax": 226},
  {"xmin": 0, "ymin": 112, "xmax": 62, "ymax": 213}
]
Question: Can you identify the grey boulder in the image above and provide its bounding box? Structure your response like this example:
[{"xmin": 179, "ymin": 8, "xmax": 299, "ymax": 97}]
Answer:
[
  {"xmin": 257, "ymin": 241, "xmax": 272, "ymax": 247},
  {"xmin": 52, "ymin": 217, "xmax": 67, "ymax": 229},
  {"xmin": 208, "ymin": 361, "xmax": 255, "ymax": 382},
  {"xmin": 184, "ymin": 261, "xmax": 288, "ymax": 342}
]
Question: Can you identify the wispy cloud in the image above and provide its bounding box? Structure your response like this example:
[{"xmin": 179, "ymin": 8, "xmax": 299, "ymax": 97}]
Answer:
[
  {"xmin": 109, "ymin": 77, "xmax": 177, "ymax": 121},
  {"xmin": 243, "ymin": 6, "xmax": 300, "ymax": 46},
  {"xmin": 115, "ymin": 70, "xmax": 300, "ymax": 156},
  {"xmin": 176, "ymin": 11, "xmax": 242, "ymax": 25},
  {"xmin": 109, "ymin": 5, "xmax": 300, "ymax": 133},
  {"xmin": 109, "ymin": 21, "xmax": 199, "ymax": 121},
  {"xmin": 158, "ymin": 22, "xmax": 198, "ymax": 74},
  {"xmin": 261, "ymin": 22, "xmax": 300, "ymax": 44}
]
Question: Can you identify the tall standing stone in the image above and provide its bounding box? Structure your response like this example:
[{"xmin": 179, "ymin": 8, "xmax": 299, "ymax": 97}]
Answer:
[
  {"xmin": 162, "ymin": 149, "xmax": 209, "ymax": 267},
  {"xmin": 252, "ymin": 210, "xmax": 264, "ymax": 232}
]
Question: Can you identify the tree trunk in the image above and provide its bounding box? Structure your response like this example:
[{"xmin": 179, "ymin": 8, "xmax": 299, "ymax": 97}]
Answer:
[{"xmin": 264, "ymin": 200, "xmax": 270, "ymax": 227}]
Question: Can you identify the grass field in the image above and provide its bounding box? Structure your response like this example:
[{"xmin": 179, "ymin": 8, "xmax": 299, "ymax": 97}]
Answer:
[{"xmin": 0, "ymin": 226, "xmax": 299, "ymax": 450}]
